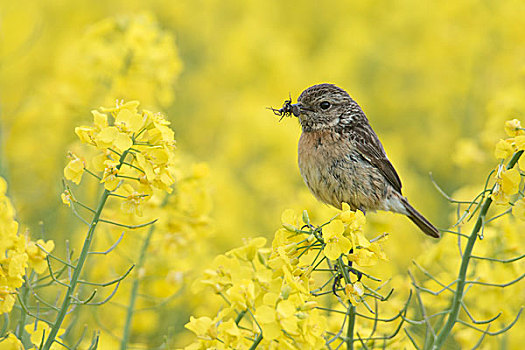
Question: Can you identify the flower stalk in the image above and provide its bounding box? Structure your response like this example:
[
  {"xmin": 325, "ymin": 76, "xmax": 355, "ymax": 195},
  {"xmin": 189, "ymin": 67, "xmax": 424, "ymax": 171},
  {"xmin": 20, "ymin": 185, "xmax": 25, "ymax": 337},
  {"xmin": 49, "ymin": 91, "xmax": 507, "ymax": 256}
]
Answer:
[
  {"xmin": 120, "ymin": 224, "xmax": 155, "ymax": 350},
  {"xmin": 432, "ymin": 150, "xmax": 523, "ymax": 349},
  {"xmin": 43, "ymin": 150, "xmax": 129, "ymax": 350},
  {"xmin": 338, "ymin": 256, "xmax": 355, "ymax": 350}
]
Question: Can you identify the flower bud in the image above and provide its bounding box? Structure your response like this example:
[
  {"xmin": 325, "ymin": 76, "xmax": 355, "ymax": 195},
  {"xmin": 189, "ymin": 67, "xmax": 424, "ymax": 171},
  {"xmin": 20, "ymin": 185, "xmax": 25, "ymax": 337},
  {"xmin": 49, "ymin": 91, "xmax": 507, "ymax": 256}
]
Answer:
[
  {"xmin": 300, "ymin": 301, "xmax": 319, "ymax": 310},
  {"xmin": 281, "ymin": 285, "xmax": 291, "ymax": 299},
  {"xmin": 282, "ymin": 223, "xmax": 297, "ymax": 232},
  {"xmin": 302, "ymin": 210, "xmax": 310, "ymax": 225}
]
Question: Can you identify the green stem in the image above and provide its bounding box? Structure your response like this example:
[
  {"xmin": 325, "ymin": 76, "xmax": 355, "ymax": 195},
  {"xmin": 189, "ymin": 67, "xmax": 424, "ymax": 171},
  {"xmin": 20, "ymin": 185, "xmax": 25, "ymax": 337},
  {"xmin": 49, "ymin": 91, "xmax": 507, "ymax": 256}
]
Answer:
[
  {"xmin": 248, "ymin": 334, "xmax": 263, "ymax": 350},
  {"xmin": 235, "ymin": 310, "xmax": 247, "ymax": 325},
  {"xmin": 337, "ymin": 256, "xmax": 355, "ymax": 350},
  {"xmin": 43, "ymin": 150, "xmax": 130, "ymax": 350},
  {"xmin": 432, "ymin": 150, "xmax": 522, "ymax": 349},
  {"xmin": 16, "ymin": 281, "xmax": 29, "ymax": 344},
  {"xmin": 346, "ymin": 305, "xmax": 356, "ymax": 350},
  {"xmin": 120, "ymin": 224, "xmax": 155, "ymax": 350},
  {"xmin": 43, "ymin": 189, "xmax": 110, "ymax": 349}
]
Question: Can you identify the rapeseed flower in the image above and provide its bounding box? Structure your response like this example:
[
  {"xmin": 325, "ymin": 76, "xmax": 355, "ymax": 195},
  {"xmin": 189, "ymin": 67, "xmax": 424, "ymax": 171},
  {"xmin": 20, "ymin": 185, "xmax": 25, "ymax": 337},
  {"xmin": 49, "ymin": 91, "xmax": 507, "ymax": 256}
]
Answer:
[
  {"xmin": 0, "ymin": 333, "xmax": 24, "ymax": 349},
  {"xmin": 322, "ymin": 219, "xmax": 351, "ymax": 260}
]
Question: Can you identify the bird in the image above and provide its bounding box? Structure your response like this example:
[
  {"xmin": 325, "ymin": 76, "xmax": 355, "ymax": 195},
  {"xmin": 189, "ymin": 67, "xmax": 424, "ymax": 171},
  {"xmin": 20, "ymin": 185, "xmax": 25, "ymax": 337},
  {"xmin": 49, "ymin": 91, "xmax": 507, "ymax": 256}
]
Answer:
[{"xmin": 274, "ymin": 83, "xmax": 440, "ymax": 238}]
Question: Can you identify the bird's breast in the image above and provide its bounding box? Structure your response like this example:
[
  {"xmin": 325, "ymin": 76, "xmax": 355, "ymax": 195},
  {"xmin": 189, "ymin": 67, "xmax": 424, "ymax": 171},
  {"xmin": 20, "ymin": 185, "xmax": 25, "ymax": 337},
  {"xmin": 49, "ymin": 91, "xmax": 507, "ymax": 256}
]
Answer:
[
  {"xmin": 298, "ymin": 129, "xmax": 387, "ymax": 210},
  {"xmin": 298, "ymin": 129, "xmax": 346, "ymax": 166},
  {"xmin": 298, "ymin": 130, "xmax": 348, "ymax": 207}
]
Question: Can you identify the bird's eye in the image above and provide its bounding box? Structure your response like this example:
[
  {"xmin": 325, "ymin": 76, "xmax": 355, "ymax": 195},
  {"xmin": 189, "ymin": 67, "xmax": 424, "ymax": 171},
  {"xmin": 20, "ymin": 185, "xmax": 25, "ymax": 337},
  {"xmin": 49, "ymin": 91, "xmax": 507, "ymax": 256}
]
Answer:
[{"xmin": 320, "ymin": 101, "xmax": 331, "ymax": 110}]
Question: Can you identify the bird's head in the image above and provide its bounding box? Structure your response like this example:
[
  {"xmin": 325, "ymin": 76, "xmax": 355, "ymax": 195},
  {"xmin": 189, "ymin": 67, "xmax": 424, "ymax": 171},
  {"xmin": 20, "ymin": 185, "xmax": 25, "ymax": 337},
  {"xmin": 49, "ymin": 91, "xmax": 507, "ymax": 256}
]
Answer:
[{"xmin": 292, "ymin": 83, "xmax": 362, "ymax": 131}]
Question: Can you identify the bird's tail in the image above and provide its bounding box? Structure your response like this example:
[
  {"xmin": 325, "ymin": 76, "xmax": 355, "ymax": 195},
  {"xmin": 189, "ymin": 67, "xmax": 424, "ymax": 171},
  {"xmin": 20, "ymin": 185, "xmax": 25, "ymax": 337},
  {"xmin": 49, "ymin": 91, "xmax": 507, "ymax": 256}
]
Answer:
[{"xmin": 401, "ymin": 198, "xmax": 440, "ymax": 238}]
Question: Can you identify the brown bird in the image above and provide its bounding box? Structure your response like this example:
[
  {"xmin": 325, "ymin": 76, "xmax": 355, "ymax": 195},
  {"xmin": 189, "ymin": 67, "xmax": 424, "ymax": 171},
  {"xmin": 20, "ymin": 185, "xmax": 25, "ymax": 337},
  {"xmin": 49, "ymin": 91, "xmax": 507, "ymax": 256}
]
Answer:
[{"xmin": 275, "ymin": 83, "xmax": 440, "ymax": 238}]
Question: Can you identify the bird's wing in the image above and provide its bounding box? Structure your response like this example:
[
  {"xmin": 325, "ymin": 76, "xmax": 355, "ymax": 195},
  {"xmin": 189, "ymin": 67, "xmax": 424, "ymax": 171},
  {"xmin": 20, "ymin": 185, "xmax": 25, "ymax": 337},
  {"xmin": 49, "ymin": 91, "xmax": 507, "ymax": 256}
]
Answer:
[{"xmin": 347, "ymin": 122, "xmax": 403, "ymax": 194}]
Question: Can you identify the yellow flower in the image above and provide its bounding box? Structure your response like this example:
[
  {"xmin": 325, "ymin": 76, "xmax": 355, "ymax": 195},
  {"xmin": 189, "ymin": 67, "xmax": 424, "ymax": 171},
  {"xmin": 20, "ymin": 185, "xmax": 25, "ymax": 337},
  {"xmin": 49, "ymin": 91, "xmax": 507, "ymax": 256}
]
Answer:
[
  {"xmin": 255, "ymin": 299, "xmax": 300, "ymax": 340},
  {"xmin": 0, "ymin": 333, "xmax": 24, "ymax": 350},
  {"xmin": 281, "ymin": 208, "xmax": 300, "ymax": 231},
  {"xmin": 25, "ymin": 323, "xmax": 65, "ymax": 350},
  {"xmin": 152, "ymin": 166, "xmax": 176, "ymax": 193},
  {"xmin": 227, "ymin": 237, "xmax": 266, "ymax": 261},
  {"xmin": 339, "ymin": 202, "xmax": 354, "ymax": 222},
  {"xmin": 301, "ymin": 310, "xmax": 327, "ymax": 347},
  {"xmin": 226, "ymin": 279, "xmax": 255, "ymax": 310},
  {"xmin": 345, "ymin": 281, "xmax": 365, "ymax": 305},
  {"xmin": 322, "ymin": 220, "xmax": 351, "ymax": 260},
  {"xmin": 491, "ymin": 189, "xmax": 508, "ymax": 205},
  {"xmin": 135, "ymin": 153, "xmax": 155, "ymax": 182},
  {"xmin": 0, "ymin": 286, "xmax": 16, "ymax": 313},
  {"xmin": 0, "ymin": 176, "xmax": 30, "ymax": 313},
  {"xmin": 347, "ymin": 249, "xmax": 377, "ymax": 267},
  {"xmin": 217, "ymin": 319, "xmax": 249, "ymax": 348},
  {"xmin": 282, "ymin": 263, "xmax": 310, "ymax": 295},
  {"xmin": 504, "ymin": 119, "xmax": 523, "ymax": 137},
  {"xmin": 75, "ymin": 111, "xmax": 108, "ymax": 145},
  {"xmin": 185, "ymin": 316, "xmax": 217, "ymax": 339},
  {"xmin": 92, "ymin": 110, "xmax": 108, "ymax": 129},
  {"xmin": 514, "ymin": 135, "xmax": 525, "ymax": 151},
  {"xmin": 340, "ymin": 206, "xmax": 366, "ymax": 232},
  {"xmin": 500, "ymin": 168, "xmax": 521, "ymax": 194},
  {"xmin": 255, "ymin": 305, "xmax": 281, "ymax": 340},
  {"xmin": 91, "ymin": 149, "xmax": 113, "ymax": 172},
  {"xmin": 26, "ymin": 239, "xmax": 55, "ymax": 274},
  {"xmin": 347, "ymin": 231, "xmax": 388, "ymax": 266},
  {"xmin": 114, "ymin": 108, "xmax": 144, "ymax": 133},
  {"xmin": 100, "ymin": 161, "xmax": 120, "ymax": 191},
  {"xmin": 63, "ymin": 153, "xmax": 85, "ymax": 184},
  {"xmin": 494, "ymin": 139, "xmax": 514, "ymax": 159},
  {"xmin": 135, "ymin": 148, "xmax": 170, "ymax": 180},
  {"xmin": 60, "ymin": 190, "xmax": 72, "ymax": 207},
  {"xmin": 119, "ymin": 184, "xmax": 145, "ymax": 216},
  {"xmin": 75, "ymin": 126, "xmax": 96, "ymax": 144},
  {"xmin": 276, "ymin": 299, "xmax": 300, "ymax": 335},
  {"xmin": 492, "ymin": 167, "xmax": 521, "ymax": 204},
  {"xmin": 100, "ymin": 100, "xmax": 140, "ymax": 114},
  {"xmin": 95, "ymin": 126, "xmax": 132, "ymax": 151},
  {"xmin": 145, "ymin": 111, "xmax": 176, "ymax": 146},
  {"xmin": 7, "ymin": 250, "xmax": 28, "ymax": 288},
  {"xmin": 368, "ymin": 234, "xmax": 389, "ymax": 261},
  {"xmin": 348, "ymin": 230, "xmax": 371, "ymax": 250}
]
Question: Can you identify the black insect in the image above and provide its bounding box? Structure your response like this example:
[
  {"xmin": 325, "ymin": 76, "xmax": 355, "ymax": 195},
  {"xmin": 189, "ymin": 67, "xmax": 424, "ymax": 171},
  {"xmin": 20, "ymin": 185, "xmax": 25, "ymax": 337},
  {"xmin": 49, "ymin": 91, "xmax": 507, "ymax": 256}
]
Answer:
[{"xmin": 268, "ymin": 95, "xmax": 300, "ymax": 121}]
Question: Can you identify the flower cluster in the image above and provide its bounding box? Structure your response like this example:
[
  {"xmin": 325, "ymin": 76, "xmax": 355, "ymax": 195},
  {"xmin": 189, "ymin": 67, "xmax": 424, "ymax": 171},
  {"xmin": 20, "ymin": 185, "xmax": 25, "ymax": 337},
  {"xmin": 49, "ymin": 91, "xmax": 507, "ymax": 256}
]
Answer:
[
  {"xmin": 64, "ymin": 100, "xmax": 177, "ymax": 211},
  {"xmin": 0, "ymin": 177, "xmax": 54, "ymax": 314},
  {"xmin": 184, "ymin": 205, "xmax": 389, "ymax": 349},
  {"xmin": 186, "ymin": 236, "xmax": 327, "ymax": 349},
  {"xmin": 0, "ymin": 177, "xmax": 26, "ymax": 313},
  {"xmin": 491, "ymin": 119, "xmax": 525, "ymax": 207},
  {"xmin": 70, "ymin": 13, "xmax": 182, "ymax": 108},
  {"xmin": 53, "ymin": 102, "xmax": 216, "ymax": 349}
]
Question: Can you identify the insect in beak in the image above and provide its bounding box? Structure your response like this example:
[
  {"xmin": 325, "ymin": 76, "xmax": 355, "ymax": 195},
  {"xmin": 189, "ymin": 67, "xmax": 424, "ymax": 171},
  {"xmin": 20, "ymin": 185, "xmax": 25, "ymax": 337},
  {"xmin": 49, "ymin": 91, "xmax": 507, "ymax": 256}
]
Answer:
[{"xmin": 269, "ymin": 98, "xmax": 302, "ymax": 121}]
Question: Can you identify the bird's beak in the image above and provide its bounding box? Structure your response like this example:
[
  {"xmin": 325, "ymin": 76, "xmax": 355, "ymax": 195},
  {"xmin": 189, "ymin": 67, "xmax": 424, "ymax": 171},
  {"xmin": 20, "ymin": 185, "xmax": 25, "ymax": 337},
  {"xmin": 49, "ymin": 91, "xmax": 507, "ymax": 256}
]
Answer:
[{"xmin": 291, "ymin": 103, "xmax": 301, "ymax": 117}]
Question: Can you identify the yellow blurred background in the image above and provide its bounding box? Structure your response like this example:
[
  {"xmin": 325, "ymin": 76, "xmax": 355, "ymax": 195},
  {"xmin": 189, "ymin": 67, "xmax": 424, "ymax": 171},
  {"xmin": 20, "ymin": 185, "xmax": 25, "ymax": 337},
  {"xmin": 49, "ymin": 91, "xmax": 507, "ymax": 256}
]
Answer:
[{"xmin": 1, "ymin": 0, "xmax": 524, "ymax": 348}]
